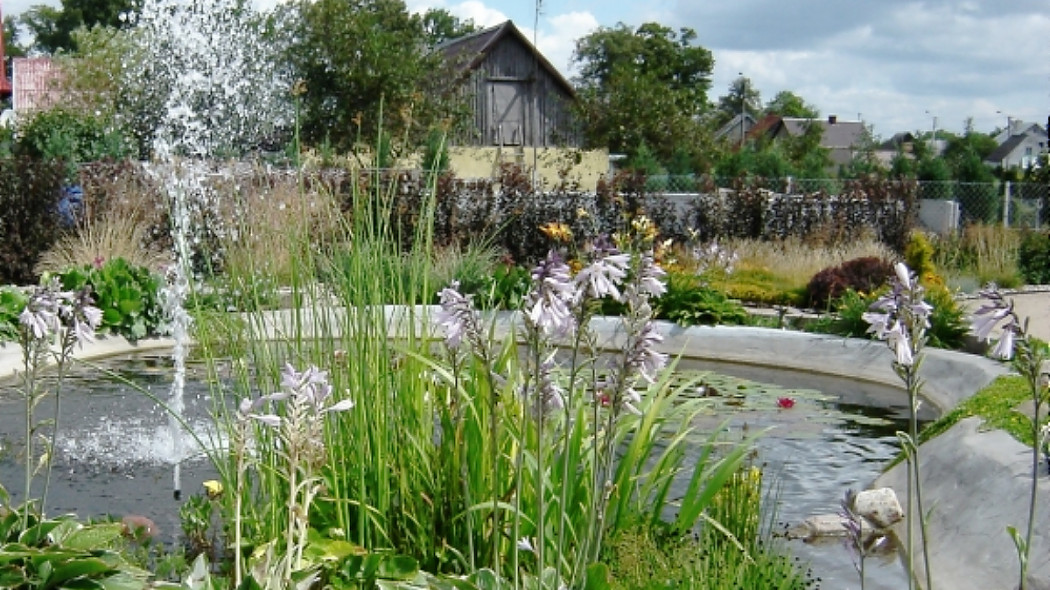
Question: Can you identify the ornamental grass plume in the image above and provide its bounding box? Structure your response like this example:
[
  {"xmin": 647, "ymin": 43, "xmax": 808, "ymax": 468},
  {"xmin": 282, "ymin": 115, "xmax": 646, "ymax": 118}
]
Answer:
[{"xmin": 970, "ymin": 284, "xmax": 1048, "ymax": 590}]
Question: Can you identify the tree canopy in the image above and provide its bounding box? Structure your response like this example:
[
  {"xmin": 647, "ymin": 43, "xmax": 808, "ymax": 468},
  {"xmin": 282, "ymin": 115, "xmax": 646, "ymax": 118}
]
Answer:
[
  {"xmin": 19, "ymin": 0, "xmax": 138, "ymax": 53},
  {"xmin": 764, "ymin": 90, "xmax": 819, "ymax": 119},
  {"xmin": 714, "ymin": 75, "xmax": 761, "ymax": 127},
  {"xmin": 571, "ymin": 22, "xmax": 714, "ymax": 167},
  {"xmin": 289, "ymin": 0, "xmax": 465, "ymax": 154}
]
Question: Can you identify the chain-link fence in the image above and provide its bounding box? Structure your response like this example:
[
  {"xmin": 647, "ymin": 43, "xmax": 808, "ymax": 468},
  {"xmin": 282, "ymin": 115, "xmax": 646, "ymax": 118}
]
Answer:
[{"xmin": 644, "ymin": 174, "xmax": 1049, "ymax": 232}]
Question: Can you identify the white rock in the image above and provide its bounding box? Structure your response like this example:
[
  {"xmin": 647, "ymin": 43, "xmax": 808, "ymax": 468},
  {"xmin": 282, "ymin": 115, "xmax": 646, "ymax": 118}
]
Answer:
[{"xmin": 854, "ymin": 487, "xmax": 904, "ymax": 529}]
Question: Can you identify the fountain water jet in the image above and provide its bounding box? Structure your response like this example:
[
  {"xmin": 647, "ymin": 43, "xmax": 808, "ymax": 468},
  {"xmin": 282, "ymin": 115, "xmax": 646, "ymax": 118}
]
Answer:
[{"xmin": 124, "ymin": 0, "xmax": 294, "ymax": 499}]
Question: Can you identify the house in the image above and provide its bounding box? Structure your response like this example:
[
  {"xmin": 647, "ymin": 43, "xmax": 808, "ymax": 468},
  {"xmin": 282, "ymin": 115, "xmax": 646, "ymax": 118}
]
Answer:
[
  {"xmin": 985, "ymin": 122, "xmax": 1047, "ymax": 170},
  {"xmin": 438, "ymin": 20, "xmax": 580, "ymax": 148},
  {"xmin": 715, "ymin": 112, "xmax": 759, "ymax": 145},
  {"xmin": 765, "ymin": 115, "xmax": 868, "ymax": 169},
  {"xmin": 874, "ymin": 132, "xmax": 916, "ymax": 167},
  {"xmin": 435, "ymin": 20, "xmax": 606, "ymax": 189},
  {"xmin": 12, "ymin": 57, "xmax": 65, "ymax": 115}
]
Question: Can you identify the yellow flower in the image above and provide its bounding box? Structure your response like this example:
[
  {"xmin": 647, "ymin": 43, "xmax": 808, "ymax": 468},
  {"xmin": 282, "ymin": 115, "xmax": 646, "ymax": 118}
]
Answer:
[
  {"xmin": 539, "ymin": 222, "xmax": 573, "ymax": 242},
  {"xmin": 203, "ymin": 480, "xmax": 224, "ymax": 499},
  {"xmin": 576, "ymin": 207, "xmax": 590, "ymax": 219},
  {"xmin": 631, "ymin": 215, "xmax": 658, "ymax": 241}
]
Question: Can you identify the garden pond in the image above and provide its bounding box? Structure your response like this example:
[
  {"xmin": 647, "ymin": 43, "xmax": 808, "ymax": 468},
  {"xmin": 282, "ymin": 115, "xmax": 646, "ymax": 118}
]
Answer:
[{"xmin": 0, "ymin": 353, "xmax": 932, "ymax": 589}]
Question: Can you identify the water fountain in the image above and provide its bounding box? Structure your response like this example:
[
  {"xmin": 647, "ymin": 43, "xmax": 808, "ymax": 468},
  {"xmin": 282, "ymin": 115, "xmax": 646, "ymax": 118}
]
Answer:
[{"xmin": 124, "ymin": 0, "xmax": 293, "ymax": 500}]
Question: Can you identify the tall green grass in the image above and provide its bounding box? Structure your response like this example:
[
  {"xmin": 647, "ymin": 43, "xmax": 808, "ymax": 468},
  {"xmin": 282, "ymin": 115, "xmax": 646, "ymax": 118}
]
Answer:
[{"xmin": 189, "ymin": 157, "xmax": 787, "ymax": 586}]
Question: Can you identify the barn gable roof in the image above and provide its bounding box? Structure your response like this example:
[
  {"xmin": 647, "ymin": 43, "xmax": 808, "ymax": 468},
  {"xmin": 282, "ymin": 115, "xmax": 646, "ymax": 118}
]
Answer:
[{"xmin": 436, "ymin": 20, "xmax": 576, "ymax": 98}]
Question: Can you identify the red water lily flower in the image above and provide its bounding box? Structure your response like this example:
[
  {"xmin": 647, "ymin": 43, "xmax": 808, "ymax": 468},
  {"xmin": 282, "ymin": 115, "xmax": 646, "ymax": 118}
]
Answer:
[{"xmin": 776, "ymin": 397, "xmax": 796, "ymax": 409}]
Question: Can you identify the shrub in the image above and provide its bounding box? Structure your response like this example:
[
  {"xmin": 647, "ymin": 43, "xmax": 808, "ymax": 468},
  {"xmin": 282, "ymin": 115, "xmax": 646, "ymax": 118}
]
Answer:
[
  {"xmin": 55, "ymin": 258, "xmax": 163, "ymax": 341},
  {"xmin": 0, "ymin": 158, "xmax": 68, "ymax": 285},
  {"xmin": 905, "ymin": 231, "xmax": 936, "ymax": 277},
  {"xmin": 810, "ymin": 281, "xmax": 968, "ymax": 350},
  {"xmin": 654, "ymin": 271, "xmax": 749, "ymax": 326},
  {"xmin": 922, "ymin": 279, "xmax": 969, "ymax": 349},
  {"xmin": 806, "ymin": 256, "xmax": 895, "ymax": 309},
  {"xmin": 1018, "ymin": 230, "xmax": 1050, "ymax": 285},
  {"xmin": 0, "ymin": 287, "xmax": 28, "ymax": 342},
  {"xmin": 13, "ymin": 108, "xmax": 133, "ymax": 170}
]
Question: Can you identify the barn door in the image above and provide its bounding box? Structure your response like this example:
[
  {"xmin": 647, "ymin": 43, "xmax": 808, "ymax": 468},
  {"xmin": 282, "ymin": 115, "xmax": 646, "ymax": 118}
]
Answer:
[{"xmin": 490, "ymin": 81, "xmax": 527, "ymax": 145}]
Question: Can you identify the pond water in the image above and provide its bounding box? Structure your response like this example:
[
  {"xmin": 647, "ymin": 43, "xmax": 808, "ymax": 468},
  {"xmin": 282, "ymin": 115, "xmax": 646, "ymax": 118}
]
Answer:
[{"xmin": 0, "ymin": 353, "xmax": 929, "ymax": 589}]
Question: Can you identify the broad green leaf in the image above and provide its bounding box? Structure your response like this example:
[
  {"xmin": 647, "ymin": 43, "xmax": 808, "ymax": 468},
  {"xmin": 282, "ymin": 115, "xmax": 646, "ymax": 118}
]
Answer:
[
  {"xmin": 46, "ymin": 557, "xmax": 112, "ymax": 585},
  {"xmin": 377, "ymin": 554, "xmax": 418, "ymax": 580},
  {"xmin": 61, "ymin": 523, "xmax": 124, "ymax": 551}
]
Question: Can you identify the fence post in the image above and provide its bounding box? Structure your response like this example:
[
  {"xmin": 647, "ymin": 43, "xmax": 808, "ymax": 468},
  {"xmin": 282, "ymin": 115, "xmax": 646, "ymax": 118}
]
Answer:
[{"xmin": 1003, "ymin": 181, "xmax": 1011, "ymax": 228}]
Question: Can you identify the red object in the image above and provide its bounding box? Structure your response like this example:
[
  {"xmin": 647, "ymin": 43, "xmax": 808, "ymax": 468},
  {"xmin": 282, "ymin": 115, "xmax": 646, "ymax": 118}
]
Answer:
[
  {"xmin": 0, "ymin": 1, "xmax": 10, "ymax": 98},
  {"xmin": 776, "ymin": 397, "xmax": 796, "ymax": 409}
]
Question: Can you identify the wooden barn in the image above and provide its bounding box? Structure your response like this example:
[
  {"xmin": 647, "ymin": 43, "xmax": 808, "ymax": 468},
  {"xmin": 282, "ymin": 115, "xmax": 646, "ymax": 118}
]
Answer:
[{"xmin": 437, "ymin": 20, "xmax": 581, "ymax": 149}]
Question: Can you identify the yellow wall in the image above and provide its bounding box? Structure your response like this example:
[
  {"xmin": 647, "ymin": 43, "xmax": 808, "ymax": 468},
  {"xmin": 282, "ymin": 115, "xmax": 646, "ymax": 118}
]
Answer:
[{"xmin": 446, "ymin": 146, "xmax": 609, "ymax": 192}]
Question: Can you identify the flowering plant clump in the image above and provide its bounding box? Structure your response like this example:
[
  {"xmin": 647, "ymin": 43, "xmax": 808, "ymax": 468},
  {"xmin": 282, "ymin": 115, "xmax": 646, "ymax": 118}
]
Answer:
[
  {"xmin": 231, "ymin": 363, "xmax": 353, "ymax": 584},
  {"xmin": 862, "ymin": 262, "xmax": 932, "ymax": 368},
  {"xmin": 429, "ymin": 219, "xmax": 677, "ymax": 584},
  {"xmin": 15, "ymin": 279, "xmax": 103, "ymax": 529}
]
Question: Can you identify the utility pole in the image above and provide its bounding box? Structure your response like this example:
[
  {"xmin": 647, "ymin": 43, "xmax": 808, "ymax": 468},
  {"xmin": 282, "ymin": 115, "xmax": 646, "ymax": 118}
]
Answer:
[
  {"xmin": 739, "ymin": 73, "xmax": 746, "ymax": 146},
  {"xmin": 925, "ymin": 110, "xmax": 937, "ymax": 155}
]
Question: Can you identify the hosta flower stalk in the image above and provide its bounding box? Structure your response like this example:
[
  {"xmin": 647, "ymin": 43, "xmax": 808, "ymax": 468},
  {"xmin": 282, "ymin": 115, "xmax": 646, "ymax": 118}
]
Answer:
[{"xmin": 971, "ymin": 285, "xmax": 1048, "ymax": 590}]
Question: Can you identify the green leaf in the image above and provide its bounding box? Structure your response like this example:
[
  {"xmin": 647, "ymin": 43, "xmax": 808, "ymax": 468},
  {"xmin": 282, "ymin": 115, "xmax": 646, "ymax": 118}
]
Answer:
[
  {"xmin": 377, "ymin": 555, "xmax": 418, "ymax": 580},
  {"xmin": 584, "ymin": 563, "xmax": 610, "ymax": 590},
  {"xmin": 61, "ymin": 523, "xmax": 124, "ymax": 551},
  {"xmin": 46, "ymin": 557, "xmax": 112, "ymax": 585}
]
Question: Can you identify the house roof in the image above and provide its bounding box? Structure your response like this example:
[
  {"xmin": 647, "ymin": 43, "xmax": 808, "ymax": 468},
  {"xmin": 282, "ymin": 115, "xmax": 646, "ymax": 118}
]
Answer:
[
  {"xmin": 985, "ymin": 133, "xmax": 1037, "ymax": 165},
  {"xmin": 436, "ymin": 20, "xmax": 576, "ymax": 98},
  {"xmin": 715, "ymin": 112, "xmax": 757, "ymax": 142},
  {"xmin": 778, "ymin": 116, "xmax": 866, "ymax": 148},
  {"xmin": 879, "ymin": 132, "xmax": 915, "ymax": 151}
]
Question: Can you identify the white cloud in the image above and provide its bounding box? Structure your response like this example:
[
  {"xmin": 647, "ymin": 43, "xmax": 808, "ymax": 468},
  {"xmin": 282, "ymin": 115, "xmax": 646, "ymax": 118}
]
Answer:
[
  {"xmin": 535, "ymin": 11, "xmax": 599, "ymax": 76},
  {"xmin": 697, "ymin": 1, "xmax": 1050, "ymax": 138}
]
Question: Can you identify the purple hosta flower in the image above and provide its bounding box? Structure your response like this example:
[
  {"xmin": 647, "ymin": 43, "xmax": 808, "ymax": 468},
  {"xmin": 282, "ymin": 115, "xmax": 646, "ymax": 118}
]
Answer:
[
  {"xmin": 20, "ymin": 286, "xmax": 62, "ymax": 341},
  {"xmin": 862, "ymin": 262, "xmax": 930, "ymax": 367},
  {"xmin": 237, "ymin": 395, "xmax": 282, "ymax": 428},
  {"xmin": 62, "ymin": 287, "xmax": 103, "ymax": 347},
  {"xmin": 525, "ymin": 356, "xmax": 565, "ymax": 416},
  {"xmin": 524, "ymin": 251, "xmax": 576, "ymax": 338},
  {"xmin": 280, "ymin": 363, "xmax": 354, "ymax": 414},
  {"xmin": 435, "ymin": 281, "xmax": 483, "ymax": 352},
  {"xmin": 594, "ymin": 374, "xmax": 643, "ymax": 417},
  {"xmin": 839, "ymin": 489, "xmax": 866, "ymax": 567},
  {"xmin": 636, "ymin": 252, "xmax": 667, "ymax": 299},
  {"xmin": 574, "ymin": 250, "xmax": 630, "ymax": 303},
  {"xmin": 625, "ymin": 319, "xmax": 667, "ymax": 384},
  {"xmin": 970, "ymin": 285, "xmax": 1022, "ymax": 360},
  {"xmin": 694, "ymin": 241, "xmax": 738, "ymax": 276}
]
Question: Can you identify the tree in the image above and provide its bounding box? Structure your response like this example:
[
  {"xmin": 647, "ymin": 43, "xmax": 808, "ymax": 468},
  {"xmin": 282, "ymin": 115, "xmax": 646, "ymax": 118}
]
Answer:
[
  {"xmin": 290, "ymin": 0, "xmax": 463, "ymax": 153},
  {"xmin": 19, "ymin": 0, "xmax": 139, "ymax": 54},
  {"xmin": 4, "ymin": 15, "xmax": 26, "ymax": 58},
  {"xmin": 572, "ymin": 22, "xmax": 714, "ymax": 168},
  {"xmin": 714, "ymin": 75, "xmax": 761, "ymax": 127},
  {"xmin": 417, "ymin": 8, "xmax": 476, "ymax": 46},
  {"xmin": 764, "ymin": 90, "xmax": 819, "ymax": 119}
]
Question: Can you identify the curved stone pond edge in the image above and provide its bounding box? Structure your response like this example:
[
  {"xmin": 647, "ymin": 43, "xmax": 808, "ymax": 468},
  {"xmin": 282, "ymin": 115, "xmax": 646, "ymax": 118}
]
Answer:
[{"xmin": 0, "ymin": 308, "xmax": 1035, "ymax": 589}]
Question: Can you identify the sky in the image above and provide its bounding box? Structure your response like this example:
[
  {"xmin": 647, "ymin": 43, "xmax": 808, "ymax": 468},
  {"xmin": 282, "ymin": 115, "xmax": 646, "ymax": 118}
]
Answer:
[{"xmin": 5, "ymin": 0, "xmax": 1048, "ymax": 140}]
